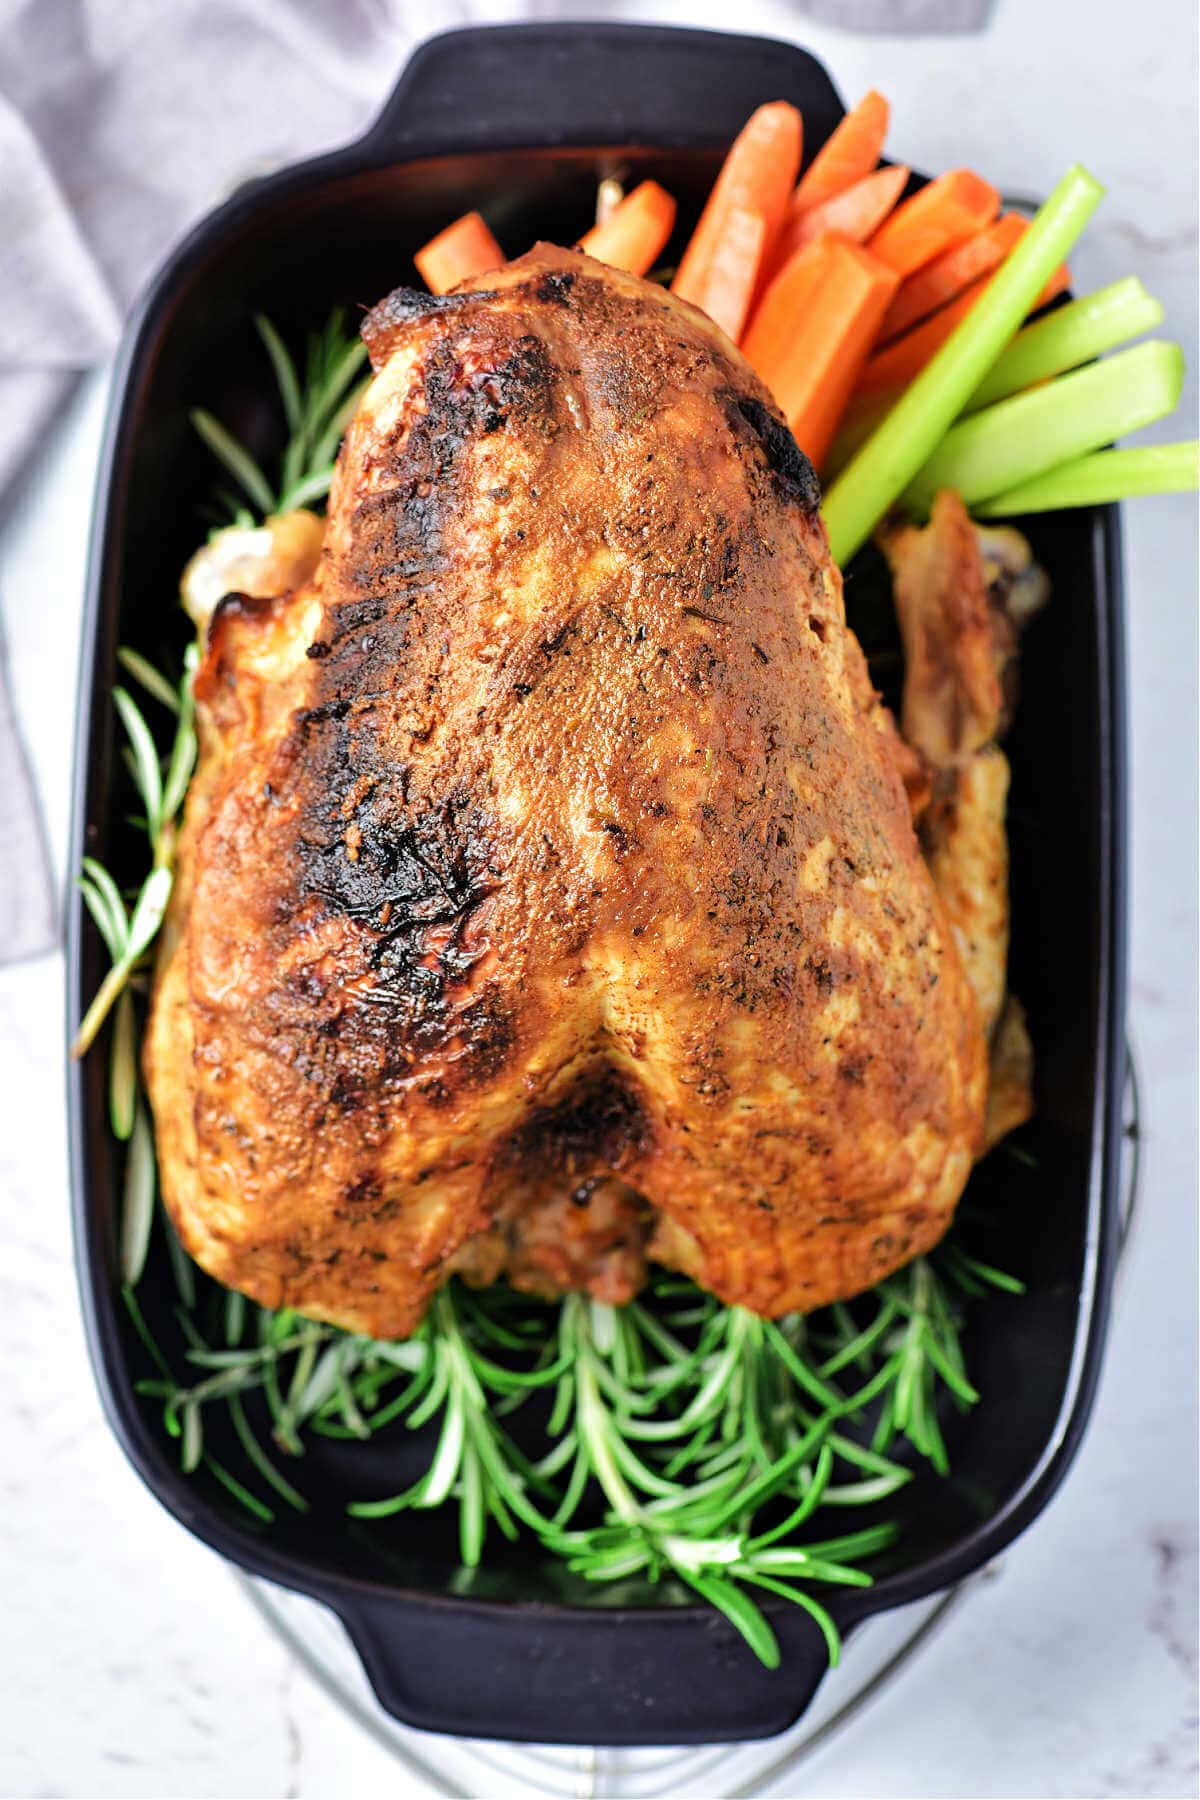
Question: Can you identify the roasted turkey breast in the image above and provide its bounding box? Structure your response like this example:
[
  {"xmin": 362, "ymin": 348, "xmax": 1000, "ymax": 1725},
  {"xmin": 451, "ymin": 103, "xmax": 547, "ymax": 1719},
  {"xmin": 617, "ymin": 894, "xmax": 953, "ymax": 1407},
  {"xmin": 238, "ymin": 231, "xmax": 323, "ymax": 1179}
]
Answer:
[{"xmin": 145, "ymin": 245, "xmax": 988, "ymax": 1337}]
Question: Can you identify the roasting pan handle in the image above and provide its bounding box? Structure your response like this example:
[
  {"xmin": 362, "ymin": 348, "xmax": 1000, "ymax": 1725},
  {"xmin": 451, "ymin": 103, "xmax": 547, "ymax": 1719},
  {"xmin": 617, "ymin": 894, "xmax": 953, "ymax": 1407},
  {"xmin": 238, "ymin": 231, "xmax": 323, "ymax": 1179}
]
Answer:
[
  {"xmin": 329, "ymin": 1587, "xmax": 833, "ymax": 1746},
  {"xmin": 360, "ymin": 22, "xmax": 845, "ymax": 161}
]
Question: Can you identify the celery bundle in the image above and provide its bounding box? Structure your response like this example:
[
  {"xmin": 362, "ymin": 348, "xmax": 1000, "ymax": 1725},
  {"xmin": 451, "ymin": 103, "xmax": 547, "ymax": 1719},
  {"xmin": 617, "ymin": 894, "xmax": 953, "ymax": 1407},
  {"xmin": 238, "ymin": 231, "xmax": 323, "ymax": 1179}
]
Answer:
[{"xmin": 823, "ymin": 164, "xmax": 1197, "ymax": 564}]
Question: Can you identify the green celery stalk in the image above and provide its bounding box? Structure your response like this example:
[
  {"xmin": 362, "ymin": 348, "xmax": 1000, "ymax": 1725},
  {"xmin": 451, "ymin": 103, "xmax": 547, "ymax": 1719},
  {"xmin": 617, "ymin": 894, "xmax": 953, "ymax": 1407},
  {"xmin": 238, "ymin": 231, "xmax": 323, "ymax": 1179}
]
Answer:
[
  {"xmin": 974, "ymin": 441, "xmax": 1200, "ymax": 515},
  {"xmin": 823, "ymin": 164, "xmax": 1105, "ymax": 566},
  {"xmin": 903, "ymin": 338, "xmax": 1184, "ymax": 513},
  {"xmin": 828, "ymin": 277, "xmax": 1162, "ymax": 479},
  {"xmin": 965, "ymin": 277, "xmax": 1164, "ymax": 412}
]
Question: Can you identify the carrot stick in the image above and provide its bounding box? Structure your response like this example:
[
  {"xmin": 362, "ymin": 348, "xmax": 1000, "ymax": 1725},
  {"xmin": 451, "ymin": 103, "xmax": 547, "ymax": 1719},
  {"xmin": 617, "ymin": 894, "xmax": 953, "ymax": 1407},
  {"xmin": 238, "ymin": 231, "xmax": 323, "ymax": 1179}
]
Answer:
[
  {"xmin": 415, "ymin": 212, "xmax": 505, "ymax": 294},
  {"xmin": 686, "ymin": 205, "xmax": 768, "ymax": 343},
  {"xmin": 867, "ymin": 170, "xmax": 1001, "ymax": 278},
  {"xmin": 858, "ymin": 261, "xmax": 1072, "ymax": 393},
  {"xmin": 742, "ymin": 235, "xmax": 899, "ymax": 470},
  {"xmin": 672, "ymin": 102, "xmax": 803, "ymax": 316},
  {"xmin": 771, "ymin": 164, "xmax": 910, "ymax": 269},
  {"xmin": 578, "ymin": 180, "xmax": 677, "ymax": 276},
  {"xmin": 878, "ymin": 213, "xmax": 1029, "ymax": 342},
  {"xmin": 792, "ymin": 90, "xmax": 890, "ymax": 213}
]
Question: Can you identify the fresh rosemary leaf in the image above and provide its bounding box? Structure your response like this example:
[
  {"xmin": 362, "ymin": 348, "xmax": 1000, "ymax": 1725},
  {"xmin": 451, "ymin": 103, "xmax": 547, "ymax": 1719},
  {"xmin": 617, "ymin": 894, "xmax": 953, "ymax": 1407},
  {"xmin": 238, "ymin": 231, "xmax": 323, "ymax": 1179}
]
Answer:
[
  {"xmin": 347, "ymin": 1487, "xmax": 422, "ymax": 1521},
  {"xmin": 204, "ymin": 1452, "xmax": 274, "ymax": 1523},
  {"xmin": 180, "ymin": 1399, "xmax": 203, "ymax": 1473},
  {"xmin": 943, "ymin": 1244, "xmax": 1026, "ymax": 1296},
  {"xmin": 108, "ymin": 988, "xmax": 138, "ymax": 1142},
  {"xmin": 276, "ymin": 464, "xmax": 337, "ymax": 513},
  {"xmin": 190, "ymin": 409, "xmax": 277, "ymax": 516},
  {"xmin": 224, "ymin": 1289, "xmax": 246, "ymax": 1347},
  {"xmin": 682, "ymin": 1571, "xmax": 780, "ymax": 1669},
  {"xmin": 162, "ymin": 1204, "xmax": 197, "ymax": 1308},
  {"xmin": 292, "ymin": 1342, "xmax": 346, "ymax": 1423},
  {"xmin": 117, "ymin": 647, "xmax": 182, "ymax": 714},
  {"xmin": 126, "ymin": 866, "xmax": 174, "ymax": 962},
  {"xmin": 78, "ymin": 859, "xmax": 130, "ymax": 961},
  {"xmin": 459, "ymin": 1444, "xmax": 486, "ymax": 1566},
  {"xmin": 310, "ymin": 379, "xmax": 369, "ymax": 471},
  {"xmin": 255, "ymin": 314, "xmax": 303, "ymax": 435},
  {"xmin": 819, "ymin": 1300, "xmax": 897, "ymax": 1379},
  {"xmin": 120, "ymin": 1098, "xmax": 156, "ymax": 1285},
  {"xmin": 737, "ymin": 1571, "xmax": 840, "ymax": 1667},
  {"xmin": 159, "ymin": 651, "xmax": 198, "ymax": 827},
  {"xmin": 227, "ymin": 1394, "xmax": 307, "ymax": 1513},
  {"xmin": 113, "ymin": 686, "xmax": 164, "ymax": 838},
  {"xmin": 121, "ymin": 1283, "xmax": 174, "ymax": 1383}
]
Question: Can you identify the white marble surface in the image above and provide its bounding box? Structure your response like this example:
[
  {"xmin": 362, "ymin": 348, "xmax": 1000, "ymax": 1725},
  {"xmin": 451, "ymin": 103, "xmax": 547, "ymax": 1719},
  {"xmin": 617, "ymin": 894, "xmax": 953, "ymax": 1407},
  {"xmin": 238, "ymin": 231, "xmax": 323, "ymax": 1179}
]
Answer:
[{"xmin": 1, "ymin": 1, "xmax": 1196, "ymax": 1795}]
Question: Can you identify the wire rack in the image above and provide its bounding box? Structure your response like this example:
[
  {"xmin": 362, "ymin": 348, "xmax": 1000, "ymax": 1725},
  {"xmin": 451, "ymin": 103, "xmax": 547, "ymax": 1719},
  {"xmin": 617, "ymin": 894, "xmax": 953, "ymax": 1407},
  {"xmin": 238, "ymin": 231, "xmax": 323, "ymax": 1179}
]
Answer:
[{"xmin": 241, "ymin": 1050, "xmax": 1141, "ymax": 1799}]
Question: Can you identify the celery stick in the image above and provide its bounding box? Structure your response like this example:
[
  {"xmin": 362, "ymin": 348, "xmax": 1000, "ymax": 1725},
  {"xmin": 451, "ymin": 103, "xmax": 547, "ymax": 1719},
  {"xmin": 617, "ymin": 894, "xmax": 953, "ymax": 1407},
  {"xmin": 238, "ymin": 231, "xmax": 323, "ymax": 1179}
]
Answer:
[
  {"xmin": 823, "ymin": 164, "xmax": 1104, "ymax": 567},
  {"xmin": 903, "ymin": 339, "xmax": 1184, "ymax": 513},
  {"xmin": 974, "ymin": 442, "xmax": 1200, "ymax": 515},
  {"xmin": 827, "ymin": 279, "xmax": 1161, "ymax": 480},
  {"xmin": 965, "ymin": 277, "xmax": 1164, "ymax": 412}
]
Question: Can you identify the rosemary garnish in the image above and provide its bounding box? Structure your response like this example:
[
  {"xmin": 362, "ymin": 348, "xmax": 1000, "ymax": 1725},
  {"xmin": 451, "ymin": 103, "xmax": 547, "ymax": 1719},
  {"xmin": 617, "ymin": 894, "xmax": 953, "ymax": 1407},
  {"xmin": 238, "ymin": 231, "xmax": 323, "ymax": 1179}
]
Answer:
[
  {"xmin": 77, "ymin": 307, "xmax": 1024, "ymax": 1670},
  {"xmin": 191, "ymin": 310, "xmax": 368, "ymax": 521}
]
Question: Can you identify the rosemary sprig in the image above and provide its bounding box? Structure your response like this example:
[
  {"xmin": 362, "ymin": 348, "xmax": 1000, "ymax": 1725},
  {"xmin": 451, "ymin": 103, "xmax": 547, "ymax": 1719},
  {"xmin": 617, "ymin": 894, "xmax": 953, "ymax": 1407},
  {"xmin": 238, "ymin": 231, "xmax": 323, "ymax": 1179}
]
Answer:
[
  {"xmin": 76, "ymin": 306, "xmax": 1026, "ymax": 1671},
  {"xmin": 71, "ymin": 642, "xmax": 197, "ymax": 1061},
  {"xmin": 190, "ymin": 310, "xmax": 368, "ymax": 522}
]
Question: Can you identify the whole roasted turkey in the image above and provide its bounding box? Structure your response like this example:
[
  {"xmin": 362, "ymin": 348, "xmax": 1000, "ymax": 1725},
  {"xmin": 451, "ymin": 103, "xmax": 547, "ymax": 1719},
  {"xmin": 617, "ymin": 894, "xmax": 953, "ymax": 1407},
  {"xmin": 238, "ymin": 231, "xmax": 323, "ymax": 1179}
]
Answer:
[{"xmin": 146, "ymin": 245, "xmax": 1012, "ymax": 1339}]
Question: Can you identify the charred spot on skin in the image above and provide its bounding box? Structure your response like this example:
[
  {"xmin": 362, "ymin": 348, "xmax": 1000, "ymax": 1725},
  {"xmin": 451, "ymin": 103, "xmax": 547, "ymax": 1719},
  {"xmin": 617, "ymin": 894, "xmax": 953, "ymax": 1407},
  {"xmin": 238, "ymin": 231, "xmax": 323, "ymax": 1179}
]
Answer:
[
  {"xmin": 535, "ymin": 271, "xmax": 577, "ymax": 305},
  {"xmin": 340, "ymin": 1172, "xmax": 383, "ymax": 1209},
  {"xmin": 725, "ymin": 394, "xmax": 821, "ymax": 513},
  {"xmin": 294, "ymin": 768, "xmax": 504, "ymax": 1054},
  {"xmin": 505, "ymin": 1070, "xmax": 650, "ymax": 1177},
  {"xmin": 455, "ymin": 333, "xmax": 557, "ymax": 432},
  {"xmin": 327, "ymin": 1069, "xmax": 367, "ymax": 1114},
  {"xmin": 360, "ymin": 284, "xmax": 493, "ymax": 369},
  {"xmin": 445, "ymin": 994, "xmax": 516, "ymax": 1094},
  {"xmin": 346, "ymin": 332, "xmax": 556, "ymax": 600},
  {"xmin": 806, "ymin": 956, "xmax": 835, "ymax": 996}
]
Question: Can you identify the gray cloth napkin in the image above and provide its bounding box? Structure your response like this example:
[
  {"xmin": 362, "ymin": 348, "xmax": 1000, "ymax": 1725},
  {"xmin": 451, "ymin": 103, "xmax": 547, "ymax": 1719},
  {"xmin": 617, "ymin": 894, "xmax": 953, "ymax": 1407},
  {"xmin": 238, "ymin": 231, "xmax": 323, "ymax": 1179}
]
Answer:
[{"xmin": 0, "ymin": 0, "xmax": 992, "ymax": 966}]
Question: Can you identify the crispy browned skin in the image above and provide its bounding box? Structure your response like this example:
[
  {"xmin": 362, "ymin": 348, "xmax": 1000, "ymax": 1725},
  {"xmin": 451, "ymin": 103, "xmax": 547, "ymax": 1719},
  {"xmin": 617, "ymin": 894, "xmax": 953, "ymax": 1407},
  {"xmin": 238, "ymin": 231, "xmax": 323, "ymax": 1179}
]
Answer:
[
  {"xmin": 883, "ymin": 490, "xmax": 1047, "ymax": 1138},
  {"xmin": 145, "ymin": 246, "xmax": 988, "ymax": 1336}
]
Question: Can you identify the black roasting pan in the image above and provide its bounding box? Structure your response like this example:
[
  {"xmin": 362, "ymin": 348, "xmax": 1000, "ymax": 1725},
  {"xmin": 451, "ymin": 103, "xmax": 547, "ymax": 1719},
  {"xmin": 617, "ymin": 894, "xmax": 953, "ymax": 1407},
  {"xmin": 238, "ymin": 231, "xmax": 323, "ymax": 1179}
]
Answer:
[{"xmin": 67, "ymin": 22, "xmax": 1127, "ymax": 1745}]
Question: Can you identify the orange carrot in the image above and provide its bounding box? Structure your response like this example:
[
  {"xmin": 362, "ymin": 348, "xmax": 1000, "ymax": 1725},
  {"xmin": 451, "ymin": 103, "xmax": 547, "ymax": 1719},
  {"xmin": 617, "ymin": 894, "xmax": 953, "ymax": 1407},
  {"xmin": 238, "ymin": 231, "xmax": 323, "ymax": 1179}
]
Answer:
[
  {"xmin": 578, "ymin": 180, "xmax": 677, "ymax": 276},
  {"xmin": 415, "ymin": 212, "xmax": 504, "ymax": 294},
  {"xmin": 742, "ymin": 235, "xmax": 900, "ymax": 470},
  {"xmin": 672, "ymin": 102, "xmax": 803, "ymax": 318},
  {"xmin": 878, "ymin": 212, "xmax": 1028, "ymax": 341},
  {"xmin": 685, "ymin": 205, "xmax": 768, "ymax": 343},
  {"xmin": 867, "ymin": 169, "xmax": 1001, "ymax": 278},
  {"xmin": 791, "ymin": 90, "xmax": 890, "ymax": 213},
  {"xmin": 770, "ymin": 164, "xmax": 910, "ymax": 277},
  {"xmin": 857, "ymin": 260, "xmax": 1072, "ymax": 393}
]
